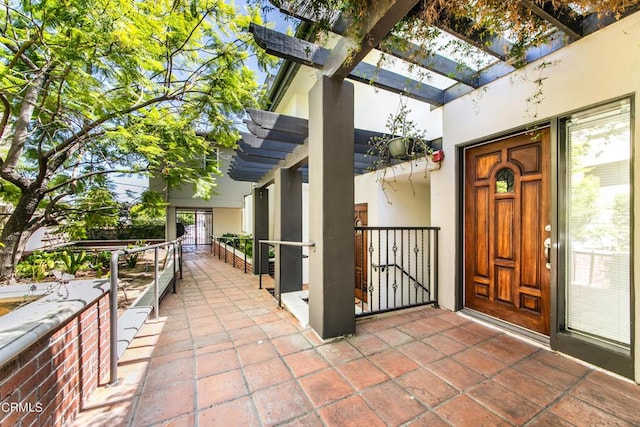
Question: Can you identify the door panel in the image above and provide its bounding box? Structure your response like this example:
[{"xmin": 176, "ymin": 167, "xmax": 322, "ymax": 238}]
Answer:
[
  {"xmin": 354, "ymin": 204, "xmax": 368, "ymax": 302},
  {"xmin": 465, "ymin": 130, "xmax": 550, "ymax": 335}
]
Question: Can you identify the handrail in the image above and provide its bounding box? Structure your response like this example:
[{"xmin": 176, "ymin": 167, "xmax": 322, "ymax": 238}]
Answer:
[
  {"xmin": 355, "ymin": 226, "xmax": 441, "ymax": 231},
  {"xmin": 212, "ymin": 235, "xmax": 252, "ymax": 272},
  {"xmin": 257, "ymin": 240, "xmax": 315, "ymax": 306},
  {"xmin": 108, "ymin": 237, "xmax": 183, "ymax": 386},
  {"xmin": 372, "ymin": 263, "xmax": 430, "ymax": 295},
  {"xmin": 259, "ymin": 240, "xmax": 316, "ymax": 248}
]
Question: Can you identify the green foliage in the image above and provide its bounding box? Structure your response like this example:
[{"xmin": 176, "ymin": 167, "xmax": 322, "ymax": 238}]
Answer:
[
  {"xmin": 93, "ymin": 251, "xmax": 112, "ymax": 267},
  {"xmin": 130, "ymin": 191, "xmax": 167, "ymax": 223},
  {"xmin": 124, "ymin": 240, "xmax": 146, "ymax": 268},
  {"xmin": 220, "ymin": 233, "xmax": 253, "ymax": 256},
  {"xmin": 16, "ymin": 252, "xmax": 57, "ymax": 282},
  {"xmin": 125, "ymin": 253, "xmax": 140, "ymax": 269},
  {"xmin": 56, "ymin": 250, "xmax": 91, "ymax": 276},
  {"xmin": 85, "ymin": 223, "xmax": 165, "ymax": 240},
  {"xmin": 0, "ymin": 0, "xmax": 275, "ymax": 279},
  {"xmin": 89, "ymin": 250, "xmax": 112, "ymax": 277}
]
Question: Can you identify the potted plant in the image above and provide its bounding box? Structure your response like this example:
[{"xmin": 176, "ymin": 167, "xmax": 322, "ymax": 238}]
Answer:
[{"xmin": 367, "ymin": 99, "xmax": 439, "ymax": 200}]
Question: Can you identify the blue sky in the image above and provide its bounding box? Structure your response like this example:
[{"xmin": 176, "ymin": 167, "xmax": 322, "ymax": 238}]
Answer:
[{"xmin": 238, "ymin": 0, "xmax": 299, "ymax": 84}]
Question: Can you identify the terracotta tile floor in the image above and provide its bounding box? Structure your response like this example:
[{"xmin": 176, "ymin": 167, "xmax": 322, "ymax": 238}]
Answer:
[{"xmin": 73, "ymin": 249, "xmax": 640, "ymax": 427}]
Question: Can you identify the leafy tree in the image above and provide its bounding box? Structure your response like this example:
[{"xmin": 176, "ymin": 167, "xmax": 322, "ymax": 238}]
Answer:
[{"xmin": 0, "ymin": 0, "xmax": 273, "ymax": 283}]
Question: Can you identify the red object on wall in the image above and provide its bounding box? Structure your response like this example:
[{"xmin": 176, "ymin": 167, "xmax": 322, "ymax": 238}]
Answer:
[{"xmin": 431, "ymin": 150, "xmax": 444, "ymax": 162}]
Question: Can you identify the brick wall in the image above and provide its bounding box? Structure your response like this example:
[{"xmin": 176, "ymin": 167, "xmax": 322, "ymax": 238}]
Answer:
[{"xmin": 0, "ymin": 293, "xmax": 110, "ymax": 426}]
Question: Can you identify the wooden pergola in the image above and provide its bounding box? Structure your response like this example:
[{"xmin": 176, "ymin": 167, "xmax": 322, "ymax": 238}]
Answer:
[{"xmin": 229, "ymin": 0, "xmax": 638, "ymax": 184}]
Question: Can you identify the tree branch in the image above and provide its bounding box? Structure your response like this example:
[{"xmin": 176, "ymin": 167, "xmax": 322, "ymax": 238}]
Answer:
[
  {"xmin": 3, "ymin": 71, "xmax": 46, "ymax": 173},
  {"xmin": 43, "ymin": 167, "xmax": 151, "ymax": 195},
  {"xmin": 42, "ymin": 94, "xmax": 177, "ymax": 161},
  {"xmin": 0, "ymin": 92, "xmax": 10, "ymax": 143},
  {"xmin": 7, "ymin": 35, "xmax": 37, "ymax": 70}
]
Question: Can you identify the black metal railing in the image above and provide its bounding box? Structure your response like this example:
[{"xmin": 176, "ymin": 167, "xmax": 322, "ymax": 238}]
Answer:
[
  {"xmin": 355, "ymin": 226, "xmax": 439, "ymax": 317},
  {"xmin": 212, "ymin": 236, "xmax": 252, "ymax": 273}
]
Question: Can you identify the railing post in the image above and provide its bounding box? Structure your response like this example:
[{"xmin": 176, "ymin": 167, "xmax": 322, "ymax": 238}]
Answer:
[
  {"xmin": 258, "ymin": 242, "xmax": 263, "ymax": 289},
  {"xmin": 179, "ymin": 240, "xmax": 183, "ymax": 279},
  {"xmin": 109, "ymin": 251, "xmax": 121, "ymax": 386},
  {"xmin": 172, "ymin": 242, "xmax": 177, "ymax": 294},
  {"xmin": 244, "ymin": 239, "xmax": 247, "ymax": 274},
  {"xmin": 233, "ymin": 238, "xmax": 236, "ymax": 268},
  {"xmin": 154, "ymin": 246, "xmax": 159, "ymax": 319},
  {"xmin": 433, "ymin": 228, "xmax": 439, "ymax": 308}
]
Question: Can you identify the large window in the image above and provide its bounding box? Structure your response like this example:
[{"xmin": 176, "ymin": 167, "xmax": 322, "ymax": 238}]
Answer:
[{"xmin": 563, "ymin": 99, "xmax": 632, "ymax": 348}]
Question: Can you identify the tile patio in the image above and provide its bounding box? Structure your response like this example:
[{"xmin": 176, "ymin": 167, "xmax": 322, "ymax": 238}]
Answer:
[{"xmin": 73, "ymin": 248, "xmax": 640, "ymax": 426}]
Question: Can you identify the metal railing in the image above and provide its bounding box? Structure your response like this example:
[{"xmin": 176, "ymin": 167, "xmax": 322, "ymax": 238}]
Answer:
[
  {"xmin": 257, "ymin": 240, "xmax": 315, "ymax": 307},
  {"xmin": 212, "ymin": 236, "xmax": 253, "ymax": 273},
  {"xmin": 355, "ymin": 226, "xmax": 439, "ymax": 317},
  {"xmin": 108, "ymin": 238, "xmax": 183, "ymax": 385}
]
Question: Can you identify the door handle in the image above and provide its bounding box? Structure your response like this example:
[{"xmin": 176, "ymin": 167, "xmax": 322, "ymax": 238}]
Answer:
[{"xmin": 544, "ymin": 237, "xmax": 551, "ymax": 270}]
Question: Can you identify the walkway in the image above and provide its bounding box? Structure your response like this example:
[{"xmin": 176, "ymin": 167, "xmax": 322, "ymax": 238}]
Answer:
[{"xmin": 74, "ymin": 249, "xmax": 640, "ymax": 426}]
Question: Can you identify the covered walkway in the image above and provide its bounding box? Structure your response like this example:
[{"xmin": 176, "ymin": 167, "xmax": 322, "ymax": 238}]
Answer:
[{"xmin": 74, "ymin": 249, "xmax": 640, "ymax": 426}]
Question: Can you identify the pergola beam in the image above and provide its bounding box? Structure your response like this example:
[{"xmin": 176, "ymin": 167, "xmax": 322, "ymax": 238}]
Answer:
[
  {"xmin": 250, "ymin": 23, "xmax": 444, "ymax": 105},
  {"xmin": 433, "ymin": 14, "xmax": 513, "ymax": 61},
  {"xmin": 444, "ymin": 30, "xmax": 567, "ymax": 103},
  {"xmin": 273, "ymin": 2, "xmax": 478, "ymax": 88},
  {"xmin": 246, "ymin": 109, "xmax": 438, "ymax": 152},
  {"xmin": 245, "ymin": 119, "xmax": 306, "ymax": 144},
  {"xmin": 379, "ymin": 37, "xmax": 479, "ymax": 88},
  {"xmin": 519, "ymin": 1, "xmax": 582, "ymax": 40},
  {"xmin": 241, "ymin": 133, "xmax": 302, "ymax": 152},
  {"xmin": 322, "ymin": 0, "xmax": 421, "ymax": 79}
]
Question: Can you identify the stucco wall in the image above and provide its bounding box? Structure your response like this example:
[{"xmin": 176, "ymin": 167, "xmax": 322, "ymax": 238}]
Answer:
[
  {"xmin": 432, "ymin": 12, "xmax": 640, "ymax": 380},
  {"xmin": 211, "ymin": 208, "xmax": 242, "ymax": 237},
  {"xmin": 354, "ymin": 169, "xmax": 431, "ymax": 227},
  {"xmin": 276, "ymin": 69, "xmax": 442, "ymax": 139}
]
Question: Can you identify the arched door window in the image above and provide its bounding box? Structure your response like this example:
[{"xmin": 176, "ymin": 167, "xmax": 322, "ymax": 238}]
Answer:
[{"xmin": 495, "ymin": 168, "xmax": 515, "ymax": 193}]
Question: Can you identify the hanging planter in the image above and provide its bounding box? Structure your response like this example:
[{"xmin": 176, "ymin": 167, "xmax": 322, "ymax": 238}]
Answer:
[
  {"xmin": 388, "ymin": 137, "xmax": 416, "ymax": 160},
  {"xmin": 367, "ymin": 99, "xmax": 442, "ymax": 202},
  {"xmin": 367, "ymin": 100, "xmax": 433, "ymax": 168}
]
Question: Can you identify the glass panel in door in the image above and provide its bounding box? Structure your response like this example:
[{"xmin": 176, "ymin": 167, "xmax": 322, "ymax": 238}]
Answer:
[{"xmin": 564, "ymin": 99, "xmax": 631, "ymax": 347}]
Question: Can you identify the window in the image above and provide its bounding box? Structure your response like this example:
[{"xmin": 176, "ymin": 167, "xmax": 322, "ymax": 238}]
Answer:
[
  {"xmin": 563, "ymin": 99, "xmax": 632, "ymax": 347},
  {"xmin": 495, "ymin": 168, "xmax": 515, "ymax": 193}
]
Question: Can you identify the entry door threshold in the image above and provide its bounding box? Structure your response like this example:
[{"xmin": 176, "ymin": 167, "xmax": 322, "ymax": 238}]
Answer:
[{"xmin": 460, "ymin": 308, "xmax": 550, "ymax": 347}]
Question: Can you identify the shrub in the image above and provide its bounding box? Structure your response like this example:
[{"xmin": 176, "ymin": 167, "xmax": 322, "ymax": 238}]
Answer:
[
  {"xmin": 16, "ymin": 252, "xmax": 57, "ymax": 282},
  {"xmin": 56, "ymin": 250, "xmax": 91, "ymax": 276}
]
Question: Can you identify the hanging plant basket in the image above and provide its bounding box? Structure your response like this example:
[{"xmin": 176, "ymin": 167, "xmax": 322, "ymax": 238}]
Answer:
[{"xmin": 388, "ymin": 137, "xmax": 416, "ymax": 160}]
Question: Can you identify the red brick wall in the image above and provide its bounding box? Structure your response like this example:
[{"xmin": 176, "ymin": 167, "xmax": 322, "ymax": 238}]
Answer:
[{"xmin": 0, "ymin": 292, "xmax": 110, "ymax": 426}]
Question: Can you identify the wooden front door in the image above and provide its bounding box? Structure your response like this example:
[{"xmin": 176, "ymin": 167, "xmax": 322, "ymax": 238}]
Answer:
[
  {"xmin": 464, "ymin": 129, "xmax": 551, "ymax": 335},
  {"xmin": 354, "ymin": 203, "xmax": 368, "ymax": 302}
]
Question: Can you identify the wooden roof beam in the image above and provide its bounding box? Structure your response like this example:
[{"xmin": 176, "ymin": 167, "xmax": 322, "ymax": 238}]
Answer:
[
  {"xmin": 322, "ymin": 0, "xmax": 421, "ymax": 79},
  {"xmin": 519, "ymin": 1, "xmax": 582, "ymax": 40},
  {"xmin": 273, "ymin": 1, "xmax": 477, "ymax": 87},
  {"xmin": 379, "ymin": 36, "xmax": 479, "ymax": 87},
  {"xmin": 443, "ymin": 30, "xmax": 566, "ymax": 103},
  {"xmin": 250, "ymin": 23, "xmax": 444, "ymax": 105},
  {"xmin": 432, "ymin": 15, "xmax": 513, "ymax": 61}
]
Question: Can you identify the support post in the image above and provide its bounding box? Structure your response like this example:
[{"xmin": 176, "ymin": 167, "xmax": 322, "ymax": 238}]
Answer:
[
  {"xmin": 274, "ymin": 168, "xmax": 303, "ymax": 299},
  {"xmin": 252, "ymin": 187, "xmax": 270, "ymax": 275},
  {"xmin": 308, "ymin": 75, "xmax": 356, "ymax": 339}
]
